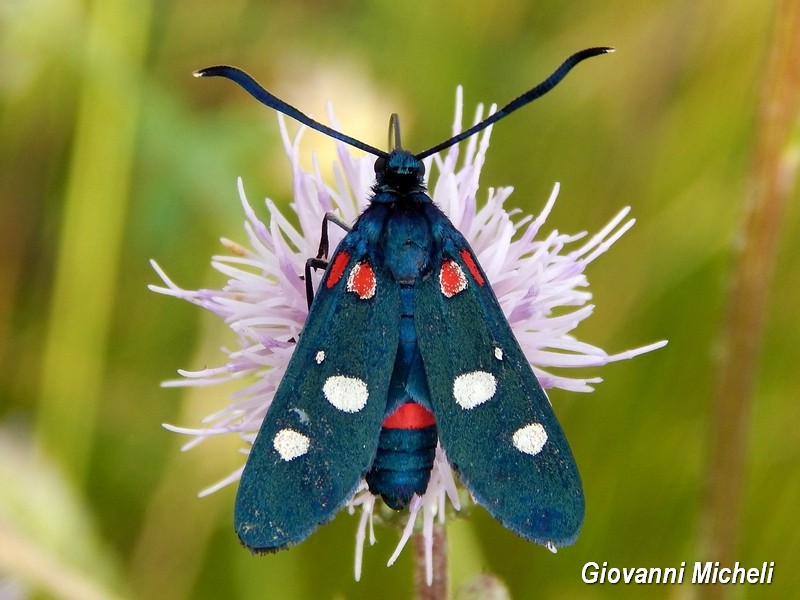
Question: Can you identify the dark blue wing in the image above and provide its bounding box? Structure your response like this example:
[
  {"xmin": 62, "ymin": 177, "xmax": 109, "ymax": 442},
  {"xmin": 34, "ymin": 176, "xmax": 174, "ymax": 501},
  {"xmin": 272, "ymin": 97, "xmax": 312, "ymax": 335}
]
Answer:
[
  {"xmin": 415, "ymin": 214, "xmax": 584, "ymax": 547},
  {"xmin": 235, "ymin": 230, "xmax": 400, "ymax": 551}
]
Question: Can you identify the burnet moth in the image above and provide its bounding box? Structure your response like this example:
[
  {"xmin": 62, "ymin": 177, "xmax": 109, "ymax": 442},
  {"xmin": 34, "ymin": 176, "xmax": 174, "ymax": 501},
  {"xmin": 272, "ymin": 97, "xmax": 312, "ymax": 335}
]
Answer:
[{"xmin": 195, "ymin": 47, "xmax": 613, "ymax": 553}]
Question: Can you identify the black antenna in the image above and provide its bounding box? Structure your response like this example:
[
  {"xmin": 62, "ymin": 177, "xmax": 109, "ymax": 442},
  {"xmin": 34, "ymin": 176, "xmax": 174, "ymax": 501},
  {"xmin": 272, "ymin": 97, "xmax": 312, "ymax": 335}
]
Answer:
[
  {"xmin": 415, "ymin": 47, "xmax": 614, "ymax": 159},
  {"xmin": 195, "ymin": 47, "xmax": 613, "ymax": 161},
  {"xmin": 194, "ymin": 66, "xmax": 388, "ymax": 158}
]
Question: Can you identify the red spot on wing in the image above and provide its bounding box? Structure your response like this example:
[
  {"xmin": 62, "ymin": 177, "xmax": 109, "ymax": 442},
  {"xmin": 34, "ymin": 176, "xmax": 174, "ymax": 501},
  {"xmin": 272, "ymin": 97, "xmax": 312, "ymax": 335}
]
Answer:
[
  {"xmin": 347, "ymin": 261, "xmax": 377, "ymax": 299},
  {"xmin": 460, "ymin": 249, "xmax": 485, "ymax": 286},
  {"xmin": 326, "ymin": 251, "xmax": 351, "ymax": 288},
  {"xmin": 382, "ymin": 402, "xmax": 436, "ymax": 429},
  {"xmin": 440, "ymin": 259, "xmax": 467, "ymax": 297}
]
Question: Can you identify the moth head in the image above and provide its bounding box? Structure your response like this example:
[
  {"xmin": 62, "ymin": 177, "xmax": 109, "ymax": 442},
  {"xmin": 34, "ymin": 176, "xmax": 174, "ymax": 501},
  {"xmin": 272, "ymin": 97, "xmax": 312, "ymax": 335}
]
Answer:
[{"xmin": 374, "ymin": 149, "xmax": 426, "ymax": 192}]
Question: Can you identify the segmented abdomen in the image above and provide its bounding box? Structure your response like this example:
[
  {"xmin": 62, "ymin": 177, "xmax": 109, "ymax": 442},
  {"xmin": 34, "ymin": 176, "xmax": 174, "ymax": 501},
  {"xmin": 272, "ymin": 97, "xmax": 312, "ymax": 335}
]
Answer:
[
  {"xmin": 365, "ymin": 402, "xmax": 437, "ymax": 510},
  {"xmin": 365, "ymin": 286, "xmax": 437, "ymax": 509}
]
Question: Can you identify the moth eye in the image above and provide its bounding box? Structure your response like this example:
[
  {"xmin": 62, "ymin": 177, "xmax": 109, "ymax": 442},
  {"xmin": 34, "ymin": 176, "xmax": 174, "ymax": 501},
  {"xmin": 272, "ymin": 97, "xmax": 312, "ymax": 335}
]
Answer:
[{"xmin": 374, "ymin": 156, "xmax": 386, "ymax": 174}]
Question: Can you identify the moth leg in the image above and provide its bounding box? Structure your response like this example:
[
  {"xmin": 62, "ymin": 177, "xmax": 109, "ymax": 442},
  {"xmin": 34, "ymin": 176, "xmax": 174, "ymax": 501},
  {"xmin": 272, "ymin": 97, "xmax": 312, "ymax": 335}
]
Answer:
[
  {"xmin": 302, "ymin": 213, "xmax": 352, "ymax": 308},
  {"xmin": 316, "ymin": 212, "xmax": 351, "ymax": 260},
  {"xmin": 304, "ymin": 257, "xmax": 329, "ymax": 309}
]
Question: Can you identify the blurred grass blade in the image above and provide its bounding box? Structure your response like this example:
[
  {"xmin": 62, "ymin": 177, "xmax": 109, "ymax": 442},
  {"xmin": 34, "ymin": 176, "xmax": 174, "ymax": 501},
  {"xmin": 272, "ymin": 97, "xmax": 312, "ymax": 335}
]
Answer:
[
  {"xmin": 35, "ymin": 0, "xmax": 153, "ymax": 483},
  {"xmin": 703, "ymin": 0, "xmax": 800, "ymax": 593}
]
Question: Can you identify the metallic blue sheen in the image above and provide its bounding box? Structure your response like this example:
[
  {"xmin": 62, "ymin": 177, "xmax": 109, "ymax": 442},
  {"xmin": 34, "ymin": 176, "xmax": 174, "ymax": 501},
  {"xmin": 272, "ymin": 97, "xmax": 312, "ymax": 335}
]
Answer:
[{"xmin": 233, "ymin": 148, "xmax": 584, "ymax": 551}]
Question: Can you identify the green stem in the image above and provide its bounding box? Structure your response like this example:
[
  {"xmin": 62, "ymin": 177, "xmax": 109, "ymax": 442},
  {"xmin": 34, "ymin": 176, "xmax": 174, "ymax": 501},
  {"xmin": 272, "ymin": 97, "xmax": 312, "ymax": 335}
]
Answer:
[{"xmin": 703, "ymin": 1, "xmax": 800, "ymax": 598}]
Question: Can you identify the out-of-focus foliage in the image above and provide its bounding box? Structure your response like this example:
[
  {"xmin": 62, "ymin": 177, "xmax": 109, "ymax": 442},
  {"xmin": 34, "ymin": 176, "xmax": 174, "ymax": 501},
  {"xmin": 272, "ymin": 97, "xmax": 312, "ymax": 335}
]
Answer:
[{"xmin": 1, "ymin": 0, "xmax": 797, "ymax": 598}]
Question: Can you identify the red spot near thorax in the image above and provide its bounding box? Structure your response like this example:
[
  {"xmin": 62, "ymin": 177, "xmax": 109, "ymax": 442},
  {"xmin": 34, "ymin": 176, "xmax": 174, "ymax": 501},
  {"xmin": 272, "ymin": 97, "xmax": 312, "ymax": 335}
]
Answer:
[
  {"xmin": 326, "ymin": 251, "xmax": 351, "ymax": 288},
  {"xmin": 347, "ymin": 261, "xmax": 376, "ymax": 299},
  {"xmin": 382, "ymin": 402, "xmax": 436, "ymax": 429},
  {"xmin": 440, "ymin": 259, "xmax": 467, "ymax": 297}
]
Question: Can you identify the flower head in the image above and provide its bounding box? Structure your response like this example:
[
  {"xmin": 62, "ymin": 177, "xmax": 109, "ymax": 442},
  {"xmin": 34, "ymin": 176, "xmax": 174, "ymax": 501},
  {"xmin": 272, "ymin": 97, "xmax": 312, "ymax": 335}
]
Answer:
[{"xmin": 150, "ymin": 87, "xmax": 666, "ymax": 582}]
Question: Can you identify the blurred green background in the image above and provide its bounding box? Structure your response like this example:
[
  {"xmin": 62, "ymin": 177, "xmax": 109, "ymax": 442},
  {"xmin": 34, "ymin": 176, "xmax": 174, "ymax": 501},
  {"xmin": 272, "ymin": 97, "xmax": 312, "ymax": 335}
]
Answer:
[{"xmin": 1, "ymin": 0, "xmax": 798, "ymax": 598}]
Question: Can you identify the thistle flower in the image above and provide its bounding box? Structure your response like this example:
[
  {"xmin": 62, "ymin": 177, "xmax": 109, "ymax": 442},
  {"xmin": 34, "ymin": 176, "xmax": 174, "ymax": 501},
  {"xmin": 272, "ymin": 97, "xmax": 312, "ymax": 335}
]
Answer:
[{"xmin": 150, "ymin": 87, "xmax": 666, "ymax": 582}]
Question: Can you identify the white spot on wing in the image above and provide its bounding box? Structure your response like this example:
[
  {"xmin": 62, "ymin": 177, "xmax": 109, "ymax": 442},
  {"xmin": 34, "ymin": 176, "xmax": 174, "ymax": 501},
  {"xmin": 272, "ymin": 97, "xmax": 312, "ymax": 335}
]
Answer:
[
  {"xmin": 323, "ymin": 375, "xmax": 369, "ymax": 413},
  {"xmin": 273, "ymin": 428, "xmax": 310, "ymax": 461},
  {"xmin": 512, "ymin": 422, "xmax": 548, "ymax": 456},
  {"xmin": 453, "ymin": 371, "xmax": 496, "ymax": 409},
  {"xmin": 494, "ymin": 347, "xmax": 503, "ymax": 360},
  {"xmin": 315, "ymin": 350, "xmax": 325, "ymax": 364}
]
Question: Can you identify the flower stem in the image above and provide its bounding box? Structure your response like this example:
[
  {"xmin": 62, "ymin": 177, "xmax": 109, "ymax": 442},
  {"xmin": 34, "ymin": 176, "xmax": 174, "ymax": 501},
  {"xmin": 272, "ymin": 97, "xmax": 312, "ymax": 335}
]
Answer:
[
  {"xmin": 703, "ymin": 1, "xmax": 800, "ymax": 597},
  {"xmin": 413, "ymin": 523, "xmax": 448, "ymax": 600}
]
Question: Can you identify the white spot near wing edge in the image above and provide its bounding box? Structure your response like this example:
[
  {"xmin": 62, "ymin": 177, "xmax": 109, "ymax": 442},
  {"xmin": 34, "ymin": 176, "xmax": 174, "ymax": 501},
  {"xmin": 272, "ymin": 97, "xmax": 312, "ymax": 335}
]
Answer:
[
  {"xmin": 512, "ymin": 422, "xmax": 548, "ymax": 456},
  {"xmin": 323, "ymin": 375, "xmax": 369, "ymax": 413},
  {"xmin": 453, "ymin": 371, "xmax": 496, "ymax": 409},
  {"xmin": 273, "ymin": 428, "xmax": 310, "ymax": 461}
]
